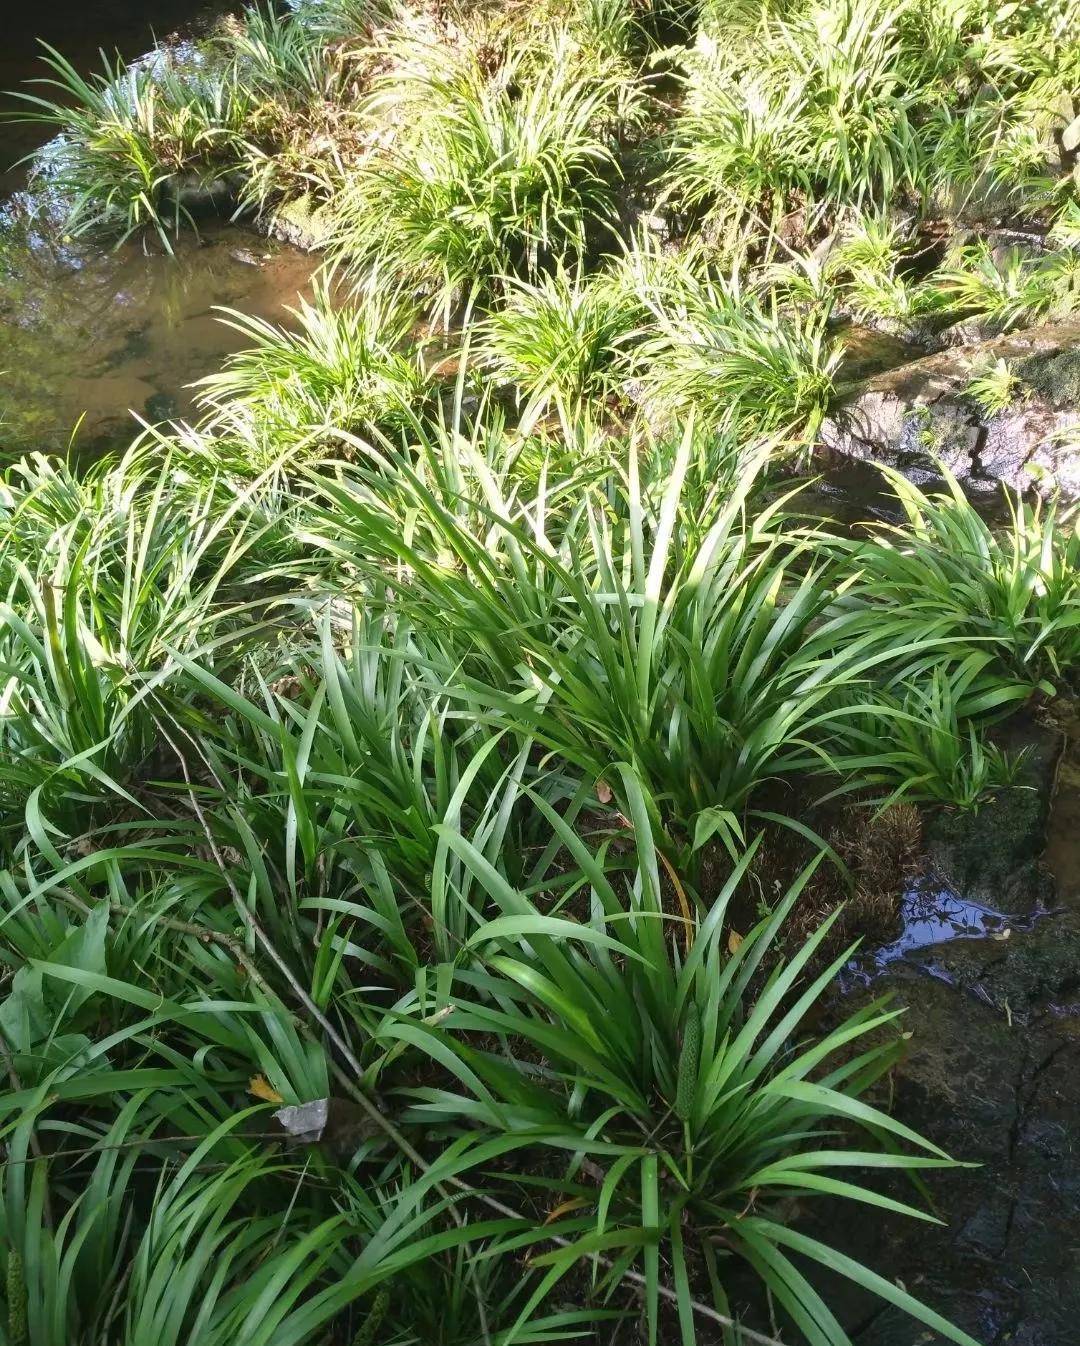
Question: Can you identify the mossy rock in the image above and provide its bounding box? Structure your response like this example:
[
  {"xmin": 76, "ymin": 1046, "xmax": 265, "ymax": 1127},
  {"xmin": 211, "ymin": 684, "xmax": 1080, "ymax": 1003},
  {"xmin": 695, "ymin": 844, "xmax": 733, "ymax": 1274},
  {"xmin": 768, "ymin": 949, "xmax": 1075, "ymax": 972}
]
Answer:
[
  {"xmin": 1015, "ymin": 337, "xmax": 1080, "ymax": 410},
  {"xmin": 269, "ymin": 192, "xmax": 333, "ymax": 252},
  {"xmin": 820, "ymin": 319, "xmax": 1080, "ymax": 501}
]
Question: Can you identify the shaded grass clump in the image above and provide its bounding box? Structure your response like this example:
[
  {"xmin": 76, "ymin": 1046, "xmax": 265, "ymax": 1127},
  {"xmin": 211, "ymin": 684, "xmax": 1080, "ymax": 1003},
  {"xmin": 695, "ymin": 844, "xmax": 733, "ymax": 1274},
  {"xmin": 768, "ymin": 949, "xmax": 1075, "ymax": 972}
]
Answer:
[
  {"xmin": 0, "ymin": 413, "xmax": 1056, "ymax": 1346},
  {"xmin": 839, "ymin": 463, "xmax": 1080, "ymax": 686}
]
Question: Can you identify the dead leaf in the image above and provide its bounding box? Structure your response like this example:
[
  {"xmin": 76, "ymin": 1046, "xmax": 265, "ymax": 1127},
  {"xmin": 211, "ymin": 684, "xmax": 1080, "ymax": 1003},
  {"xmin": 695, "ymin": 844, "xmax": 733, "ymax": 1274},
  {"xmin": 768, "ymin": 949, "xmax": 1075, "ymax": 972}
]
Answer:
[
  {"xmin": 544, "ymin": 1196, "xmax": 590, "ymax": 1225},
  {"xmin": 658, "ymin": 850, "xmax": 695, "ymax": 956},
  {"xmin": 248, "ymin": 1074, "xmax": 284, "ymax": 1104}
]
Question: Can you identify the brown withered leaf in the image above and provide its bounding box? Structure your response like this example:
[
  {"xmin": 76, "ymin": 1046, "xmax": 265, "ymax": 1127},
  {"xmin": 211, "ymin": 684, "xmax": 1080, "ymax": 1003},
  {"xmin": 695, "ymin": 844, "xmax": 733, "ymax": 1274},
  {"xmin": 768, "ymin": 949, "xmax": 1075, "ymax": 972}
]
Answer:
[{"xmin": 248, "ymin": 1074, "xmax": 284, "ymax": 1104}]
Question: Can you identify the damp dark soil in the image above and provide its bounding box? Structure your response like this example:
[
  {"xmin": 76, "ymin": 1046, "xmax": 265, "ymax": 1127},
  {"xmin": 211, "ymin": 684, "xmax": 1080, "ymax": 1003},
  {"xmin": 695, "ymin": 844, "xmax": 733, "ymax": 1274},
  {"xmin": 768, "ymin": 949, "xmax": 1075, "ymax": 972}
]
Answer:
[{"xmin": 820, "ymin": 708, "xmax": 1080, "ymax": 1345}]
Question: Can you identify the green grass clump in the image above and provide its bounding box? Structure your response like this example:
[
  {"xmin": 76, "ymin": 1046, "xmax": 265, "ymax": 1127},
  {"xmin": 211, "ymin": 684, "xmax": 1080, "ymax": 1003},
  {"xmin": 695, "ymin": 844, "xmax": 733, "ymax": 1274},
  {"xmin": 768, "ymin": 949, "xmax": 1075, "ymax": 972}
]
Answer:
[
  {"xmin": 225, "ymin": 2, "xmax": 352, "ymax": 103},
  {"xmin": 827, "ymin": 659, "xmax": 1031, "ymax": 809},
  {"xmin": 0, "ymin": 447, "xmax": 288, "ymax": 829},
  {"xmin": 825, "ymin": 212, "xmax": 948, "ymax": 332},
  {"xmin": 328, "ymin": 44, "xmax": 630, "ymax": 314},
  {"xmin": 402, "ymin": 819, "xmax": 981, "ymax": 1346},
  {"xmin": 0, "ymin": 411, "xmax": 1053, "ymax": 1346},
  {"xmin": 667, "ymin": 0, "xmax": 924, "ymax": 229},
  {"xmin": 196, "ymin": 271, "xmax": 428, "ymax": 447},
  {"xmin": 841, "ymin": 463, "xmax": 1080, "ymax": 686},
  {"xmin": 478, "ymin": 265, "xmax": 641, "ymax": 422},
  {"xmin": 302, "ymin": 418, "xmax": 989, "ymax": 869},
  {"xmin": 222, "ymin": 1, "xmax": 385, "ymax": 212},
  {"xmin": 11, "ymin": 3, "xmax": 386, "ymax": 245},
  {"xmin": 667, "ymin": 0, "xmax": 1078, "ymax": 238},
  {"xmin": 7, "ymin": 0, "xmax": 1080, "ymax": 1341},
  {"xmin": 12, "ymin": 44, "xmax": 252, "ymax": 248},
  {"xmin": 636, "ymin": 264, "xmax": 844, "ymax": 437},
  {"xmin": 963, "ymin": 357, "xmax": 1024, "ymax": 417},
  {"xmin": 937, "ymin": 240, "xmax": 1080, "ymax": 330}
]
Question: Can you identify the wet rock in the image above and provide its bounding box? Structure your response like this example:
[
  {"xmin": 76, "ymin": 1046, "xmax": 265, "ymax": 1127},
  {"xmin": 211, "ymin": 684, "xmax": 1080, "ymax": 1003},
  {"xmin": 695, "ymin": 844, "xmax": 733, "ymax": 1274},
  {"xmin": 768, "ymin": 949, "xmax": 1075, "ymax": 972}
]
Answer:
[
  {"xmin": 822, "ymin": 707, "xmax": 1080, "ymax": 1346},
  {"xmin": 143, "ymin": 391, "xmax": 177, "ymax": 422},
  {"xmin": 820, "ymin": 320, "xmax": 1080, "ymax": 501},
  {"xmin": 162, "ymin": 171, "xmax": 240, "ymax": 217},
  {"xmin": 828, "ymin": 967, "xmax": 1080, "ymax": 1345},
  {"xmin": 856, "ymin": 1292, "xmax": 1020, "ymax": 1346},
  {"xmin": 927, "ymin": 314, "xmax": 1007, "ymax": 351},
  {"xmin": 836, "ymin": 323, "xmax": 927, "ymax": 382},
  {"xmin": 929, "ymin": 168, "xmax": 1012, "ymax": 227},
  {"xmin": 929, "ymin": 920, "xmax": 1080, "ymax": 1018},
  {"xmin": 896, "ymin": 721, "xmax": 1062, "ymax": 1007},
  {"xmin": 985, "ymin": 229, "xmax": 1050, "ymax": 270}
]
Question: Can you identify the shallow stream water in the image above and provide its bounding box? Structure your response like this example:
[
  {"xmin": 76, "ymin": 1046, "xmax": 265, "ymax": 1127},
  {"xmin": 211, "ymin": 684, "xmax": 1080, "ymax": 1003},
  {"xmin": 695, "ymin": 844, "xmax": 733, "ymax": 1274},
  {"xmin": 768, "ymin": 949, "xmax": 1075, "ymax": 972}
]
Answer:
[
  {"xmin": 819, "ymin": 713, "xmax": 1080, "ymax": 1346},
  {"xmin": 0, "ymin": 0, "xmax": 316, "ymax": 459}
]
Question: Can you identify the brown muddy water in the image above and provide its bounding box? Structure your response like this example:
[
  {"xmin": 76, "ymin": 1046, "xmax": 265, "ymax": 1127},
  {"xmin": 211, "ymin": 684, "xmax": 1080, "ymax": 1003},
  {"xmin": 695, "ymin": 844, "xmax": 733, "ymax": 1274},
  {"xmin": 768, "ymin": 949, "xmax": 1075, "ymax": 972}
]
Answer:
[
  {"xmin": 0, "ymin": 0, "xmax": 316, "ymax": 459},
  {"xmin": 0, "ymin": 219, "xmax": 316, "ymax": 454}
]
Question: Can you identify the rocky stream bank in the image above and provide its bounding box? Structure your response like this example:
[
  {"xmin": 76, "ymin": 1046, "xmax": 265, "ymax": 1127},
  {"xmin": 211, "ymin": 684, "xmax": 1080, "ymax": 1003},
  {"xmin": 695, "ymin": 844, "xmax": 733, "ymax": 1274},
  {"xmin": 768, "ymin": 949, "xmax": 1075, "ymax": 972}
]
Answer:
[
  {"xmin": 822, "ymin": 321, "xmax": 1080, "ymax": 505},
  {"xmin": 1, "ymin": 7, "xmax": 1078, "ymax": 1343}
]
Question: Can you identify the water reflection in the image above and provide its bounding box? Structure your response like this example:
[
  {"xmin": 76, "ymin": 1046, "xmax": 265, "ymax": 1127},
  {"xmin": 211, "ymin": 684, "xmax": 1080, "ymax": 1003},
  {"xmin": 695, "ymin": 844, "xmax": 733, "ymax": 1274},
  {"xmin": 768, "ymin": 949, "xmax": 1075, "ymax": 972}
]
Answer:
[
  {"xmin": 0, "ymin": 0, "xmax": 318, "ymax": 460},
  {"xmin": 844, "ymin": 876, "xmax": 1052, "ymax": 987},
  {"xmin": 0, "ymin": 207, "xmax": 315, "ymax": 458}
]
